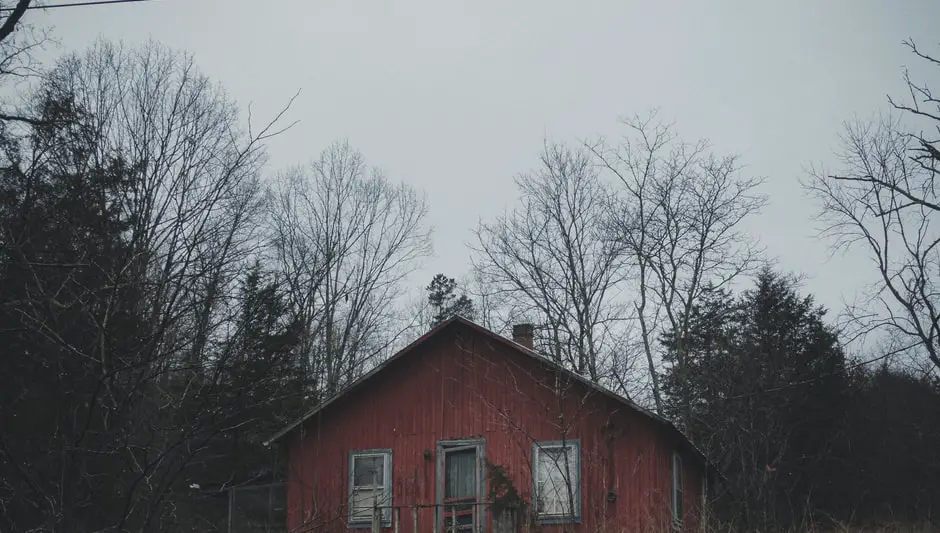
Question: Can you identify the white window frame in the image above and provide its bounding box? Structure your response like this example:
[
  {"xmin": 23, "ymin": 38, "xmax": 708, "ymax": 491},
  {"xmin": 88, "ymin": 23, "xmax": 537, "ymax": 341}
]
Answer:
[
  {"xmin": 532, "ymin": 440, "xmax": 581, "ymax": 524},
  {"xmin": 671, "ymin": 451, "xmax": 683, "ymax": 528},
  {"xmin": 348, "ymin": 449, "xmax": 393, "ymax": 528}
]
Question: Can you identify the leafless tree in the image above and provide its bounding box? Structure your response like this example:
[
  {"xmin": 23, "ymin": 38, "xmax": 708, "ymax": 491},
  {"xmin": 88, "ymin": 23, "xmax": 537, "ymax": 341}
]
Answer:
[
  {"xmin": 0, "ymin": 0, "xmax": 30, "ymax": 44},
  {"xmin": 267, "ymin": 140, "xmax": 432, "ymax": 400},
  {"xmin": 589, "ymin": 111, "xmax": 766, "ymax": 420},
  {"xmin": 464, "ymin": 267, "xmax": 514, "ymax": 332},
  {"xmin": 0, "ymin": 0, "xmax": 51, "ymax": 126},
  {"xmin": 0, "ymin": 39, "xmax": 298, "ymax": 531},
  {"xmin": 472, "ymin": 141, "xmax": 627, "ymax": 383},
  {"xmin": 47, "ymin": 39, "xmax": 299, "ymax": 372},
  {"xmin": 805, "ymin": 41, "xmax": 940, "ymax": 375}
]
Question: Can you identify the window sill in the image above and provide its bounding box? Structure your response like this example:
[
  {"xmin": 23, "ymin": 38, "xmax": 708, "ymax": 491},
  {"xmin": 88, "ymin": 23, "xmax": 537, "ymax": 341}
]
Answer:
[
  {"xmin": 536, "ymin": 515, "xmax": 582, "ymax": 525},
  {"xmin": 349, "ymin": 520, "xmax": 392, "ymax": 529}
]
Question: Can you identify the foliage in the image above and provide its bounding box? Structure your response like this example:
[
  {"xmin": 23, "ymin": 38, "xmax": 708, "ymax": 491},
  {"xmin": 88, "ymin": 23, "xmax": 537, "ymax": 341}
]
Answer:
[
  {"xmin": 426, "ymin": 273, "xmax": 475, "ymax": 327},
  {"xmin": 0, "ymin": 40, "xmax": 426, "ymax": 532},
  {"xmin": 662, "ymin": 268, "xmax": 940, "ymax": 529}
]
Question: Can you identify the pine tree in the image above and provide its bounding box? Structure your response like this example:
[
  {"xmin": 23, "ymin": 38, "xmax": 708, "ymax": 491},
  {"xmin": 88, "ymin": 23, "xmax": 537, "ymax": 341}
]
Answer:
[
  {"xmin": 661, "ymin": 267, "xmax": 848, "ymax": 529},
  {"xmin": 0, "ymin": 92, "xmax": 150, "ymax": 531},
  {"xmin": 426, "ymin": 273, "xmax": 475, "ymax": 327}
]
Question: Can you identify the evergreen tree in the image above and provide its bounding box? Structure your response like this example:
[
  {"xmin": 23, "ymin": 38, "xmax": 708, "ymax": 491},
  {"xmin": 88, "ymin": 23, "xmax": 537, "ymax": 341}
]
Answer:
[
  {"xmin": 426, "ymin": 273, "xmax": 475, "ymax": 327},
  {"xmin": 661, "ymin": 268, "xmax": 849, "ymax": 529},
  {"xmin": 0, "ymin": 92, "xmax": 150, "ymax": 531}
]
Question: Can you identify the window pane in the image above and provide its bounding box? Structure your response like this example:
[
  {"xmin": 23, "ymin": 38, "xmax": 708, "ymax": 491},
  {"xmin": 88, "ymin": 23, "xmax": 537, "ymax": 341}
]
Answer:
[
  {"xmin": 352, "ymin": 488, "xmax": 379, "ymax": 520},
  {"xmin": 445, "ymin": 449, "xmax": 476, "ymax": 500},
  {"xmin": 536, "ymin": 446, "xmax": 575, "ymax": 517},
  {"xmin": 354, "ymin": 455, "xmax": 384, "ymax": 487},
  {"xmin": 672, "ymin": 454, "xmax": 683, "ymax": 522}
]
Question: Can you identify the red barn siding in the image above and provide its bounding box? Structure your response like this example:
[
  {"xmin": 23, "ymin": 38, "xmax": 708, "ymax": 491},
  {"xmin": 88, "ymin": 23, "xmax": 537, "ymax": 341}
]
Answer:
[{"xmin": 282, "ymin": 323, "xmax": 705, "ymax": 533}]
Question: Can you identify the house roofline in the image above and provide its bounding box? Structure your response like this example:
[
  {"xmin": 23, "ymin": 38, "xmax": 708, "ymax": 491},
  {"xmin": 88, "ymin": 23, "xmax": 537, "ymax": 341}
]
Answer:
[{"xmin": 262, "ymin": 316, "xmax": 721, "ymax": 478}]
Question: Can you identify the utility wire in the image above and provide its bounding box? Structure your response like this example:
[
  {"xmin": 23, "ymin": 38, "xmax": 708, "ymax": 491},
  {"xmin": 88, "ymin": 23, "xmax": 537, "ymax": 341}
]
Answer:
[{"xmin": 0, "ymin": 0, "xmax": 157, "ymax": 12}]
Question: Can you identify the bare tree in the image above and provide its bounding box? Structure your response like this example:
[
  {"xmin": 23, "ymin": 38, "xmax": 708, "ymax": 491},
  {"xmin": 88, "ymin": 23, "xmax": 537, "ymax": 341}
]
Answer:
[
  {"xmin": 268, "ymin": 141, "xmax": 432, "ymax": 400},
  {"xmin": 472, "ymin": 141, "xmax": 626, "ymax": 382},
  {"xmin": 589, "ymin": 111, "xmax": 766, "ymax": 421},
  {"xmin": 0, "ymin": 39, "xmax": 297, "ymax": 531},
  {"xmin": 0, "ymin": 0, "xmax": 51, "ymax": 126},
  {"xmin": 47, "ymin": 39, "xmax": 299, "ymax": 372},
  {"xmin": 806, "ymin": 42, "xmax": 940, "ymax": 374},
  {"xmin": 0, "ymin": 0, "xmax": 30, "ymax": 44}
]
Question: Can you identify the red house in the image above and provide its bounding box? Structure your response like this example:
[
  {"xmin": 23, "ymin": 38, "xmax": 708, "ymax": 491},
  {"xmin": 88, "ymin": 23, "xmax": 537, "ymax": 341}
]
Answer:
[{"xmin": 266, "ymin": 317, "xmax": 715, "ymax": 533}]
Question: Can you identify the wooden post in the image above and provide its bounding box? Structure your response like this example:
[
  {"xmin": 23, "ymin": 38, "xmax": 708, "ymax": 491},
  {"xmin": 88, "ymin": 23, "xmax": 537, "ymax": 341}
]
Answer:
[
  {"xmin": 395, "ymin": 506, "xmax": 400, "ymax": 533},
  {"xmin": 372, "ymin": 501, "xmax": 380, "ymax": 533},
  {"xmin": 412, "ymin": 505, "xmax": 419, "ymax": 533}
]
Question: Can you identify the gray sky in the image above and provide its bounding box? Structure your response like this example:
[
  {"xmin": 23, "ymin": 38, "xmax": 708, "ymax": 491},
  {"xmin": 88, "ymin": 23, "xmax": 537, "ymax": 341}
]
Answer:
[{"xmin": 31, "ymin": 0, "xmax": 940, "ymax": 322}]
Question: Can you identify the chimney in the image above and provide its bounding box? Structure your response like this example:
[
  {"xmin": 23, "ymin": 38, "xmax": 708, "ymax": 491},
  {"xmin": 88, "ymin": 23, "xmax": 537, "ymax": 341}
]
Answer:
[{"xmin": 512, "ymin": 323, "xmax": 534, "ymax": 350}]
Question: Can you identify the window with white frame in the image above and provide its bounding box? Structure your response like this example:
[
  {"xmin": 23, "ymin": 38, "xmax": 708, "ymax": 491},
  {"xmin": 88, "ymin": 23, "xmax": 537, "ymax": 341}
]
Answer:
[
  {"xmin": 671, "ymin": 452, "xmax": 683, "ymax": 527},
  {"xmin": 532, "ymin": 440, "xmax": 580, "ymax": 523},
  {"xmin": 349, "ymin": 450, "xmax": 392, "ymax": 526}
]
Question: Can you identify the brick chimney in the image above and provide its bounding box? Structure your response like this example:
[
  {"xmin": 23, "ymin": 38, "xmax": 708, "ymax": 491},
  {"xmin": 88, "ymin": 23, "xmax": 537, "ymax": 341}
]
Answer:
[{"xmin": 512, "ymin": 323, "xmax": 534, "ymax": 350}]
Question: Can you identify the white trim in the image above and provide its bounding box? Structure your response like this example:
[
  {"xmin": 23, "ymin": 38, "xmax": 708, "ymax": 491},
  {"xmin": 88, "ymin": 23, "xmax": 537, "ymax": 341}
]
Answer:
[
  {"xmin": 671, "ymin": 451, "xmax": 683, "ymax": 528},
  {"xmin": 532, "ymin": 440, "xmax": 581, "ymax": 524},
  {"xmin": 435, "ymin": 439, "xmax": 486, "ymax": 533},
  {"xmin": 348, "ymin": 449, "xmax": 393, "ymax": 527}
]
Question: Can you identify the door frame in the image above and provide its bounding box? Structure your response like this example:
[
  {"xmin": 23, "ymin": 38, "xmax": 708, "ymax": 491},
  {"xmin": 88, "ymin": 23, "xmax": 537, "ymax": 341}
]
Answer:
[{"xmin": 436, "ymin": 438, "xmax": 487, "ymax": 533}]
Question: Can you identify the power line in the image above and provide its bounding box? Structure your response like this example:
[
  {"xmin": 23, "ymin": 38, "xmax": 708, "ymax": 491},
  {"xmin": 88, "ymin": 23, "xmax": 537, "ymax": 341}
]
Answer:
[{"xmin": 0, "ymin": 0, "xmax": 157, "ymax": 12}]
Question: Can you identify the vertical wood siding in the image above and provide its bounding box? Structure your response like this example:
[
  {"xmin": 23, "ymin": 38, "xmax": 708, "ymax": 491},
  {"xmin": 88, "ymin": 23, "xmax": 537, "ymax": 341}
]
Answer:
[{"xmin": 284, "ymin": 323, "xmax": 705, "ymax": 533}]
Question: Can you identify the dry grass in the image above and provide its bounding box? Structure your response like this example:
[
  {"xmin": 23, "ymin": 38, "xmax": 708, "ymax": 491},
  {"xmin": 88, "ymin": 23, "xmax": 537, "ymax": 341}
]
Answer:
[{"xmin": 586, "ymin": 512, "xmax": 939, "ymax": 533}]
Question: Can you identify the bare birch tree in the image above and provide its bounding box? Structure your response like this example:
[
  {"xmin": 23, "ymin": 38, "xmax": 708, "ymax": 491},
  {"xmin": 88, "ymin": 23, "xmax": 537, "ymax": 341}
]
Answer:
[
  {"xmin": 268, "ymin": 141, "xmax": 432, "ymax": 400},
  {"xmin": 472, "ymin": 141, "xmax": 626, "ymax": 382},
  {"xmin": 589, "ymin": 112, "xmax": 766, "ymax": 421},
  {"xmin": 805, "ymin": 42, "xmax": 940, "ymax": 374}
]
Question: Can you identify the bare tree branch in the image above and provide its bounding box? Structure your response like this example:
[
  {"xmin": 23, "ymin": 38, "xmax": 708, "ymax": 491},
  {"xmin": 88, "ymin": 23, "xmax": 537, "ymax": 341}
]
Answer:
[{"xmin": 0, "ymin": 0, "xmax": 30, "ymax": 44}]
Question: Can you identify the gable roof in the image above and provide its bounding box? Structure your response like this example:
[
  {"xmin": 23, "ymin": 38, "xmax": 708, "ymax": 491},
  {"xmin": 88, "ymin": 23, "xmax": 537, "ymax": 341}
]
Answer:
[{"xmin": 263, "ymin": 316, "xmax": 717, "ymax": 475}]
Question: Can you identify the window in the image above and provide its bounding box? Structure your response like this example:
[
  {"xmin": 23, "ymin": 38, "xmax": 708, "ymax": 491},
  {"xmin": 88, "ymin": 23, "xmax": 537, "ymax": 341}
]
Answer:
[
  {"xmin": 671, "ymin": 452, "xmax": 683, "ymax": 527},
  {"xmin": 439, "ymin": 442, "xmax": 483, "ymax": 533},
  {"xmin": 349, "ymin": 449, "xmax": 392, "ymax": 527},
  {"xmin": 532, "ymin": 440, "xmax": 581, "ymax": 523}
]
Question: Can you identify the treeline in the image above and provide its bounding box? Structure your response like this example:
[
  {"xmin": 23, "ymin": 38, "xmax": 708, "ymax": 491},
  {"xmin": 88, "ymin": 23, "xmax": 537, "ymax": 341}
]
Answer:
[
  {"xmin": 1, "ymin": 6, "xmax": 939, "ymax": 532},
  {"xmin": 661, "ymin": 269, "xmax": 940, "ymax": 529},
  {"xmin": 0, "ymin": 40, "xmax": 433, "ymax": 531},
  {"xmin": 454, "ymin": 35, "xmax": 940, "ymax": 530}
]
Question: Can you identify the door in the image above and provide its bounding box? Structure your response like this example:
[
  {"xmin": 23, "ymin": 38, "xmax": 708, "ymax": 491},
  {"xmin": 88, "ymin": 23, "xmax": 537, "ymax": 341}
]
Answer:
[{"xmin": 437, "ymin": 440, "xmax": 485, "ymax": 533}]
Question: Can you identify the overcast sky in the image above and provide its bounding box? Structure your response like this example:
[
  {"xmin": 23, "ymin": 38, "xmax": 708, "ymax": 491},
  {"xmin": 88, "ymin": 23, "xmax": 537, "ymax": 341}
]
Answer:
[{"xmin": 29, "ymin": 0, "xmax": 940, "ymax": 324}]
